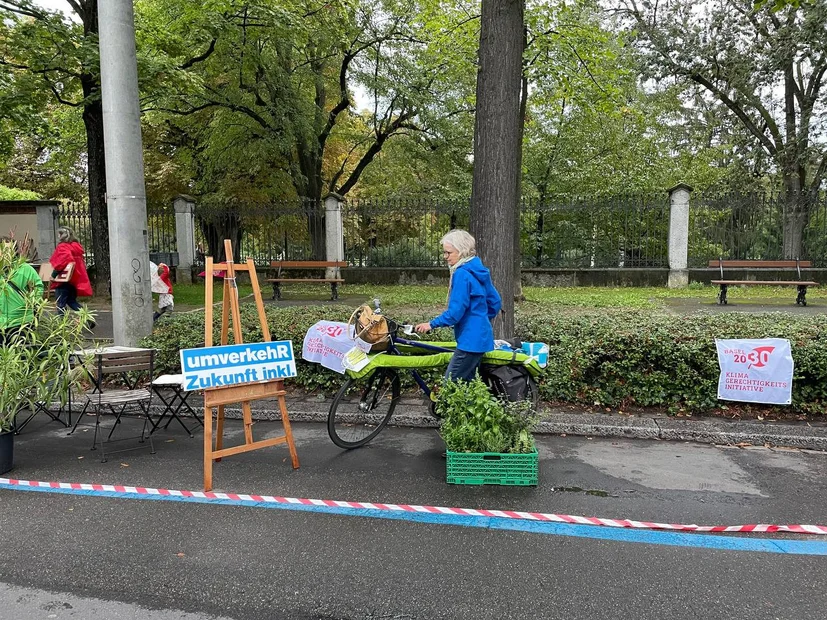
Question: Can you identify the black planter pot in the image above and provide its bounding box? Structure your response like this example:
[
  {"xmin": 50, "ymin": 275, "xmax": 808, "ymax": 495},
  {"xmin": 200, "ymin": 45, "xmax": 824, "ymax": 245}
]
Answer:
[{"xmin": 0, "ymin": 430, "xmax": 13, "ymax": 476}]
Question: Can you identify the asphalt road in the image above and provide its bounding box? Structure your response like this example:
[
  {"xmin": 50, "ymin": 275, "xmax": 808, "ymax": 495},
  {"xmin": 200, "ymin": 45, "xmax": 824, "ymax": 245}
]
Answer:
[{"xmin": 1, "ymin": 417, "xmax": 826, "ymax": 620}]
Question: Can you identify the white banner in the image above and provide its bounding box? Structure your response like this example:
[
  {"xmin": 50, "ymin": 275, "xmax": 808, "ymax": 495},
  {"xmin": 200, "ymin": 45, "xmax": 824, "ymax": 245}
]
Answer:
[
  {"xmin": 715, "ymin": 338, "xmax": 793, "ymax": 405},
  {"xmin": 149, "ymin": 261, "xmax": 165, "ymax": 294},
  {"xmin": 302, "ymin": 321, "xmax": 359, "ymax": 374}
]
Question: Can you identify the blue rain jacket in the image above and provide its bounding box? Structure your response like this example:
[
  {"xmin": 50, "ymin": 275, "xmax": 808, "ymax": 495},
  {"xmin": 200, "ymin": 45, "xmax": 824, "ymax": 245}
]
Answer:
[{"xmin": 430, "ymin": 257, "xmax": 502, "ymax": 353}]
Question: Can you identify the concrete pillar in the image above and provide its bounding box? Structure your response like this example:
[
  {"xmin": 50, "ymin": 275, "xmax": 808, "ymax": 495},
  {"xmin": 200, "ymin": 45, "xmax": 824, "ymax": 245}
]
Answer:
[
  {"xmin": 34, "ymin": 202, "xmax": 59, "ymax": 262},
  {"xmin": 173, "ymin": 195, "xmax": 196, "ymax": 284},
  {"xmin": 98, "ymin": 1, "xmax": 152, "ymax": 345},
  {"xmin": 667, "ymin": 183, "xmax": 693, "ymax": 288},
  {"xmin": 324, "ymin": 194, "xmax": 344, "ymax": 279}
]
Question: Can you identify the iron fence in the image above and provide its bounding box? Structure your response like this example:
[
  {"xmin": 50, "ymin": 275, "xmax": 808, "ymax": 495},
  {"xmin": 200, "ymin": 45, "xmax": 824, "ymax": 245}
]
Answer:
[
  {"xmin": 146, "ymin": 202, "xmax": 177, "ymax": 257},
  {"xmin": 55, "ymin": 190, "xmax": 827, "ymax": 273},
  {"xmin": 194, "ymin": 197, "xmax": 324, "ymax": 266},
  {"xmin": 342, "ymin": 198, "xmax": 470, "ymax": 267},
  {"xmin": 342, "ymin": 195, "xmax": 670, "ymax": 268},
  {"xmin": 57, "ymin": 200, "xmax": 178, "ymax": 268},
  {"xmin": 56, "ymin": 200, "xmax": 95, "ymax": 267},
  {"xmin": 521, "ymin": 194, "xmax": 669, "ymax": 268},
  {"xmin": 688, "ymin": 191, "xmax": 827, "ymax": 267}
]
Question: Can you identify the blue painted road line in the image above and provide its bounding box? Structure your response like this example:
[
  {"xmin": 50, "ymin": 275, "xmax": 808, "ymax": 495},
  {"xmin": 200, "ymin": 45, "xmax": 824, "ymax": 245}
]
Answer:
[{"xmin": 2, "ymin": 481, "xmax": 826, "ymax": 556}]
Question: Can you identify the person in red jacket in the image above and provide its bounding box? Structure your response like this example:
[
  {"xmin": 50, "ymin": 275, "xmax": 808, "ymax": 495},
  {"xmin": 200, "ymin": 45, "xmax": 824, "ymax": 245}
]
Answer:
[
  {"xmin": 49, "ymin": 226, "xmax": 94, "ymax": 327},
  {"xmin": 151, "ymin": 262, "xmax": 174, "ymax": 322}
]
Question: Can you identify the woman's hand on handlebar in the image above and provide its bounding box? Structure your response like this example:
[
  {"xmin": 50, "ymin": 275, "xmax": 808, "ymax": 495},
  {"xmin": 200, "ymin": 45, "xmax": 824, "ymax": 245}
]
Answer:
[{"xmin": 414, "ymin": 322, "xmax": 431, "ymax": 333}]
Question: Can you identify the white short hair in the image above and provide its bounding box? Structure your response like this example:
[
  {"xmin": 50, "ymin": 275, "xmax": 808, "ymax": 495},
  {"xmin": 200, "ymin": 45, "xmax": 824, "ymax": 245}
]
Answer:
[{"xmin": 440, "ymin": 229, "xmax": 476, "ymax": 258}]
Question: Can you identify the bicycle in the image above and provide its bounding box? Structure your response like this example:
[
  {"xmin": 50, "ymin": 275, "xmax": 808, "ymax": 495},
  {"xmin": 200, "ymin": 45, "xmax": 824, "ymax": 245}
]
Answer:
[{"xmin": 326, "ymin": 300, "xmax": 540, "ymax": 449}]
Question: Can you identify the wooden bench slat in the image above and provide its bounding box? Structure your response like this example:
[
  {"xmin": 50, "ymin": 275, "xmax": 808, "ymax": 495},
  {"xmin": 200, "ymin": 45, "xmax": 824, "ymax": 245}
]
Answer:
[
  {"xmin": 712, "ymin": 280, "xmax": 817, "ymax": 286},
  {"xmin": 267, "ymin": 260, "xmax": 346, "ymax": 300},
  {"xmin": 265, "ymin": 278, "xmax": 344, "ymax": 283},
  {"xmin": 85, "ymin": 389, "xmax": 151, "ymax": 404},
  {"xmin": 707, "ymin": 260, "xmax": 812, "ymax": 268},
  {"xmin": 270, "ymin": 261, "xmax": 347, "ymax": 268},
  {"xmin": 708, "ymin": 258, "xmax": 818, "ymax": 305}
]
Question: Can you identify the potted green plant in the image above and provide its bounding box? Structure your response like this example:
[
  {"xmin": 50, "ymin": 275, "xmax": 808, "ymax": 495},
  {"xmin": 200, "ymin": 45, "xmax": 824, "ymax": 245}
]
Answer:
[
  {"xmin": 436, "ymin": 377, "xmax": 540, "ymax": 486},
  {"xmin": 0, "ymin": 240, "xmax": 91, "ymax": 475}
]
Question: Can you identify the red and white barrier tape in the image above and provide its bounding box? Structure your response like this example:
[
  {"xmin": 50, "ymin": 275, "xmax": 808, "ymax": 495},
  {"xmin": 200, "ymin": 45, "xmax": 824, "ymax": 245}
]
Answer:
[{"xmin": 2, "ymin": 477, "xmax": 826, "ymax": 535}]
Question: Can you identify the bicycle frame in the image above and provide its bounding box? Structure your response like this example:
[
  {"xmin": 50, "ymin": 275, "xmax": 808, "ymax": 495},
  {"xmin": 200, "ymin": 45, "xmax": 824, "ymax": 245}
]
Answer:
[
  {"xmin": 356, "ymin": 299, "xmax": 453, "ymax": 399},
  {"xmin": 386, "ymin": 333, "xmax": 453, "ymax": 399}
]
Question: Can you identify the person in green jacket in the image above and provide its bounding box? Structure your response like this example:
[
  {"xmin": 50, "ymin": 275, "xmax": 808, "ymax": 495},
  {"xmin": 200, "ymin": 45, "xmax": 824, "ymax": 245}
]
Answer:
[{"xmin": 0, "ymin": 236, "xmax": 44, "ymax": 343}]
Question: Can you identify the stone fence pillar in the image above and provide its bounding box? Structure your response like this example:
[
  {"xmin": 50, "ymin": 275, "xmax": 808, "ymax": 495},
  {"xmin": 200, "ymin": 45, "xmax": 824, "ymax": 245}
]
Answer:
[
  {"xmin": 667, "ymin": 183, "xmax": 693, "ymax": 288},
  {"xmin": 31, "ymin": 201, "xmax": 59, "ymax": 262},
  {"xmin": 173, "ymin": 194, "xmax": 196, "ymax": 284},
  {"xmin": 324, "ymin": 193, "xmax": 344, "ymax": 280}
]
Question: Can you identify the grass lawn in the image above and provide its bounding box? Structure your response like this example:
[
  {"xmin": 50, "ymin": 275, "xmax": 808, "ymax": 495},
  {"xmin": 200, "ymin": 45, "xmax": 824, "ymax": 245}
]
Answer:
[{"xmin": 86, "ymin": 281, "xmax": 827, "ymax": 313}]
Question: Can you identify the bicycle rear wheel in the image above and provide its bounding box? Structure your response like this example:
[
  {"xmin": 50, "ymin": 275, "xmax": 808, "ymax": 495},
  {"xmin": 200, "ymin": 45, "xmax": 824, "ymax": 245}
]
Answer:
[{"xmin": 328, "ymin": 368, "xmax": 401, "ymax": 449}]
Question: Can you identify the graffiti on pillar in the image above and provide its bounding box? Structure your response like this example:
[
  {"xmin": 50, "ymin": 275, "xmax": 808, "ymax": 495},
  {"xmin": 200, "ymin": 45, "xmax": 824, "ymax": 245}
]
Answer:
[{"xmin": 131, "ymin": 258, "xmax": 145, "ymax": 307}]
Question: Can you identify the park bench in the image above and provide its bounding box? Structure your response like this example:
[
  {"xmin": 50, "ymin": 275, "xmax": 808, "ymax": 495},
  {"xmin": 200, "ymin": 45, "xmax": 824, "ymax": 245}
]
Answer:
[
  {"xmin": 266, "ymin": 260, "xmax": 347, "ymax": 301},
  {"xmin": 709, "ymin": 258, "xmax": 818, "ymax": 306}
]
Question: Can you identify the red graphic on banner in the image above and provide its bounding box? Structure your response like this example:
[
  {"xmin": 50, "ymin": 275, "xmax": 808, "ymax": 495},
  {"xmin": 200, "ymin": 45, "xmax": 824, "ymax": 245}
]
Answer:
[
  {"xmin": 316, "ymin": 323, "xmax": 344, "ymax": 338},
  {"xmin": 724, "ymin": 346, "xmax": 776, "ymax": 369},
  {"xmin": 747, "ymin": 346, "xmax": 775, "ymax": 369}
]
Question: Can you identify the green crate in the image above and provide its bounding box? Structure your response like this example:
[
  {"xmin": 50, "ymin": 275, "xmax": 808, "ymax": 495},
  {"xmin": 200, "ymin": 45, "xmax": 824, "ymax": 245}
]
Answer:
[{"xmin": 446, "ymin": 449, "xmax": 538, "ymax": 486}]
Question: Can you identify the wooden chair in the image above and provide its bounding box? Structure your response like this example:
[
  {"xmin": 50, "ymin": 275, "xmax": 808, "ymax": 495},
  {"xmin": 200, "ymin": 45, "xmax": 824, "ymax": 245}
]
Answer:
[{"xmin": 70, "ymin": 349, "xmax": 157, "ymax": 462}]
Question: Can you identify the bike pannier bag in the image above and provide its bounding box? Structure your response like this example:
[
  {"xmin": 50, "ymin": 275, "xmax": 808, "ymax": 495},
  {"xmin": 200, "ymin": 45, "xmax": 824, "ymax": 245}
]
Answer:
[{"xmin": 480, "ymin": 363, "xmax": 536, "ymax": 403}]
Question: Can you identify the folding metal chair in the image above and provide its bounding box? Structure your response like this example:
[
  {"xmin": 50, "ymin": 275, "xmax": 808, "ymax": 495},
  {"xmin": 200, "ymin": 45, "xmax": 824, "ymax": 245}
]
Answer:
[
  {"xmin": 69, "ymin": 349, "xmax": 157, "ymax": 462},
  {"xmin": 13, "ymin": 399, "xmax": 69, "ymax": 434},
  {"xmin": 150, "ymin": 374, "xmax": 202, "ymax": 437}
]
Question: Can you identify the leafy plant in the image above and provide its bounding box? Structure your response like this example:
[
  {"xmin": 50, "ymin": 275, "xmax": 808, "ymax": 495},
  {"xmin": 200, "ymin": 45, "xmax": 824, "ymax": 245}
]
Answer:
[
  {"xmin": 0, "ymin": 243, "xmax": 91, "ymax": 432},
  {"xmin": 436, "ymin": 378, "xmax": 537, "ymax": 454},
  {"xmin": 367, "ymin": 238, "xmax": 438, "ymax": 267},
  {"xmin": 0, "ymin": 185, "xmax": 40, "ymax": 201}
]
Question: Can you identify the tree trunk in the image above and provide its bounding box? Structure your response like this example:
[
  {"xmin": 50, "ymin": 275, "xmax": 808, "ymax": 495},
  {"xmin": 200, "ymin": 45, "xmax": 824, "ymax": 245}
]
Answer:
[
  {"xmin": 79, "ymin": 1, "xmax": 110, "ymax": 295},
  {"xmin": 780, "ymin": 148, "xmax": 807, "ymax": 259},
  {"xmin": 82, "ymin": 95, "xmax": 110, "ymax": 294},
  {"xmin": 513, "ymin": 40, "xmax": 528, "ymax": 303},
  {"xmin": 470, "ymin": 0, "xmax": 524, "ymax": 339},
  {"xmin": 782, "ymin": 191, "xmax": 808, "ymax": 260},
  {"xmin": 199, "ymin": 212, "xmax": 243, "ymax": 263},
  {"xmin": 296, "ymin": 144, "xmax": 326, "ymax": 260}
]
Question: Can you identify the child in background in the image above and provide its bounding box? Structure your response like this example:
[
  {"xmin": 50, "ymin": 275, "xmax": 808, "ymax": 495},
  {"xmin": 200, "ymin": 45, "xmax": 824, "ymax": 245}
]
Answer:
[{"xmin": 151, "ymin": 262, "xmax": 174, "ymax": 322}]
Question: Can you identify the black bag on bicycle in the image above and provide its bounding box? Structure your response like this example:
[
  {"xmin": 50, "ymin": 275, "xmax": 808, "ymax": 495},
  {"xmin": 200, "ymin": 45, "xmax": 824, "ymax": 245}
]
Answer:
[{"xmin": 480, "ymin": 363, "xmax": 537, "ymax": 403}]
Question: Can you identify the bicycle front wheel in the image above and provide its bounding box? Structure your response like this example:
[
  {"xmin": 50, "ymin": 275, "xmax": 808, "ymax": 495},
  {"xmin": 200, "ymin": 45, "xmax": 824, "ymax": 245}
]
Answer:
[{"xmin": 328, "ymin": 369, "xmax": 401, "ymax": 449}]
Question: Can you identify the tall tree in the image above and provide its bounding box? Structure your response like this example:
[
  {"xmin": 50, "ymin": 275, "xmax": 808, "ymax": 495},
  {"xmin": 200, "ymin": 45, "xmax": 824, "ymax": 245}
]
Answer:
[
  {"xmin": 470, "ymin": 0, "xmax": 525, "ymax": 338},
  {"xmin": 142, "ymin": 0, "xmax": 466, "ymax": 259},
  {"xmin": 0, "ymin": 0, "xmax": 111, "ymax": 289},
  {"xmin": 620, "ymin": 0, "xmax": 827, "ymax": 258}
]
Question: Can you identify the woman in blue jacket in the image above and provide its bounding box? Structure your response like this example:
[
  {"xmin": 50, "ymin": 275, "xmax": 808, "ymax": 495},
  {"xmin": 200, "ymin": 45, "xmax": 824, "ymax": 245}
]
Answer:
[{"xmin": 415, "ymin": 229, "xmax": 502, "ymax": 381}]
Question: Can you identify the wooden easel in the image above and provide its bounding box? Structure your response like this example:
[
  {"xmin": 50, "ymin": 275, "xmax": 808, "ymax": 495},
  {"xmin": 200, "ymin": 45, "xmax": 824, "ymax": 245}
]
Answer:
[{"xmin": 202, "ymin": 239, "xmax": 299, "ymax": 491}]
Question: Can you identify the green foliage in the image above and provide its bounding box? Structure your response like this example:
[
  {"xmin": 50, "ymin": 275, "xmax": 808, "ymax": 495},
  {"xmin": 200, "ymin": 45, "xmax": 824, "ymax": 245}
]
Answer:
[
  {"xmin": 437, "ymin": 377, "xmax": 537, "ymax": 454},
  {"xmin": 142, "ymin": 288, "xmax": 827, "ymax": 417},
  {"xmin": 0, "ymin": 185, "xmax": 40, "ymax": 200},
  {"xmin": 0, "ymin": 2, "xmax": 98, "ymax": 200},
  {"xmin": 0, "ymin": 242, "xmax": 92, "ymax": 431},
  {"xmin": 367, "ymin": 238, "xmax": 438, "ymax": 267},
  {"xmin": 623, "ymin": 0, "xmax": 827, "ymax": 199}
]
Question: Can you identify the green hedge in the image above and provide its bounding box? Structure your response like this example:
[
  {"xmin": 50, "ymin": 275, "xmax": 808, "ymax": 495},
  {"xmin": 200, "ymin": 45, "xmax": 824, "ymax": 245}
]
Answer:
[
  {"xmin": 140, "ymin": 305, "xmax": 827, "ymax": 414},
  {"xmin": 517, "ymin": 309, "xmax": 827, "ymax": 414}
]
